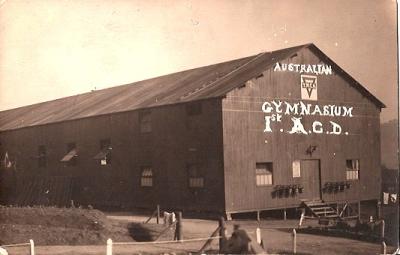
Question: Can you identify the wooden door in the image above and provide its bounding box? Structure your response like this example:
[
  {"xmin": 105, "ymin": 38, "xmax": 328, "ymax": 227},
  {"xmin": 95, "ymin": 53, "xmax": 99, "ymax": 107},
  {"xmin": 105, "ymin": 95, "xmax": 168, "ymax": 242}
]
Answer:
[{"xmin": 300, "ymin": 160, "xmax": 321, "ymax": 201}]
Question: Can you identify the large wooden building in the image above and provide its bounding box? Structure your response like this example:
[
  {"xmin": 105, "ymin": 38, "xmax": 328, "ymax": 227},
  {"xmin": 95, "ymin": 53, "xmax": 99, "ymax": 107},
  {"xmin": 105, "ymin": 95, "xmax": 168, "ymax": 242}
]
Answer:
[{"xmin": 0, "ymin": 44, "xmax": 385, "ymax": 217}]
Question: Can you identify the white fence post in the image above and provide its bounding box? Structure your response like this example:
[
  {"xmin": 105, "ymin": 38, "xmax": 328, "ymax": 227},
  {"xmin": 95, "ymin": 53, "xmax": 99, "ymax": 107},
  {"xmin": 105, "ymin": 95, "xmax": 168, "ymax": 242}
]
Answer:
[
  {"xmin": 256, "ymin": 227, "xmax": 261, "ymax": 244},
  {"xmin": 292, "ymin": 229, "xmax": 297, "ymax": 254},
  {"xmin": 106, "ymin": 238, "xmax": 113, "ymax": 255},
  {"xmin": 29, "ymin": 239, "xmax": 35, "ymax": 255}
]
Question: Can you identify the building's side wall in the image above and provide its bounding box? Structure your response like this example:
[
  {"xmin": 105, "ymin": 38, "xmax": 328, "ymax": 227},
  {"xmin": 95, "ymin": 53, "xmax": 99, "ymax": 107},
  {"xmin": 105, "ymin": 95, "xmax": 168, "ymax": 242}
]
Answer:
[
  {"xmin": 0, "ymin": 99, "xmax": 225, "ymax": 212},
  {"xmin": 222, "ymin": 47, "xmax": 381, "ymax": 213}
]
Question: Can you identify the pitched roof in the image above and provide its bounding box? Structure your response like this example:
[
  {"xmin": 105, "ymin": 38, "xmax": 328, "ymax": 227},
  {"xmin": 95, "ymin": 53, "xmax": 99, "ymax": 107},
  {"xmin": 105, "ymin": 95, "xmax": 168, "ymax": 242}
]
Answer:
[{"xmin": 0, "ymin": 43, "xmax": 385, "ymax": 132}]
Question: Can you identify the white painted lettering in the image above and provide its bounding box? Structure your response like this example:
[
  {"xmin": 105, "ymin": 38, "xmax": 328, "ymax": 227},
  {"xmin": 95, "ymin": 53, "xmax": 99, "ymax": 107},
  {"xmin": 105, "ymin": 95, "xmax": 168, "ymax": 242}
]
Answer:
[
  {"xmin": 285, "ymin": 102, "xmax": 299, "ymax": 115},
  {"xmin": 300, "ymin": 65, "xmax": 307, "ymax": 73},
  {"xmin": 334, "ymin": 106, "xmax": 342, "ymax": 116},
  {"xmin": 262, "ymin": 102, "xmax": 273, "ymax": 113},
  {"xmin": 312, "ymin": 121, "xmax": 323, "ymax": 133},
  {"xmin": 323, "ymin": 65, "xmax": 332, "ymax": 75},
  {"xmin": 288, "ymin": 117, "xmax": 308, "ymax": 135},
  {"xmin": 300, "ymin": 101, "xmax": 311, "ymax": 115},
  {"xmin": 272, "ymin": 100, "xmax": 283, "ymax": 113},
  {"xmin": 329, "ymin": 121, "xmax": 342, "ymax": 135},
  {"xmin": 317, "ymin": 64, "xmax": 323, "ymax": 74},
  {"xmin": 264, "ymin": 116, "xmax": 273, "ymax": 132},
  {"xmin": 273, "ymin": 62, "xmax": 332, "ymax": 75},
  {"xmin": 342, "ymin": 106, "xmax": 353, "ymax": 117},
  {"xmin": 329, "ymin": 105, "xmax": 335, "ymax": 116},
  {"xmin": 323, "ymin": 105, "xmax": 330, "ymax": 116},
  {"xmin": 311, "ymin": 105, "xmax": 322, "ymax": 116},
  {"xmin": 273, "ymin": 63, "xmax": 281, "ymax": 72}
]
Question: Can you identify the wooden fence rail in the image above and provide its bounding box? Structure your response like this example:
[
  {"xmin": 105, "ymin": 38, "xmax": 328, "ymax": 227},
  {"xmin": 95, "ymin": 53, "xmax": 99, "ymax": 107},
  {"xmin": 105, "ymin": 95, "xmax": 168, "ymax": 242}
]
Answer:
[{"xmin": 1, "ymin": 239, "xmax": 35, "ymax": 255}]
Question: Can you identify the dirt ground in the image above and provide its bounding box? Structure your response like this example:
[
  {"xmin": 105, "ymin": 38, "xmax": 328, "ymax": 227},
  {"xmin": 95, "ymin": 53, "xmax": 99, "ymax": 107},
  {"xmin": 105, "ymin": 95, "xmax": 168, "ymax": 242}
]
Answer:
[{"xmin": 3, "ymin": 211, "xmax": 398, "ymax": 255}]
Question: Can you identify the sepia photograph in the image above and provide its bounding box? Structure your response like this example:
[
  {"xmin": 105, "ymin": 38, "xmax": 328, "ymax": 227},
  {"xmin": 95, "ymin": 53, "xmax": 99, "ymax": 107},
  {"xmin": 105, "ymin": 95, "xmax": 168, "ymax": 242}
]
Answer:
[{"xmin": 0, "ymin": 0, "xmax": 398, "ymax": 254}]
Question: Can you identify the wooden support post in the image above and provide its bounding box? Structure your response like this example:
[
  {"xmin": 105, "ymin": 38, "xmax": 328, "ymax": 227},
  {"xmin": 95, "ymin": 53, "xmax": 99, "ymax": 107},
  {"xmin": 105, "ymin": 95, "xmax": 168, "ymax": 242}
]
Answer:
[
  {"xmin": 347, "ymin": 203, "xmax": 350, "ymax": 217},
  {"xmin": 381, "ymin": 241, "xmax": 387, "ymax": 255},
  {"xmin": 336, "ymin": 203, "xmax": 339, "ymax": 215},
  {"xmin": 106, "ymin": 238, "xmax": 112, "ymax": 255},
  {"xmin": 380, "ymin": 220, "xmax": 385, "ymax": 241},
  {"xmin": 29, "ymin": 239, "xmax": 35, "ymax": 255},
  {"xmin": 377, "ymin": 200, "xmax": 382, "ymax": 219},
  {"xmin": 156, "ymin": 204, "xmax": 160, "ymax": 224},
  {"xmin": 176, "ymin": 211, "xmax": 183, "ymax": 241},
  {"xmin": 257, "ymin": 211, "xmax": 260, "ymax": 222},
  {"xmin": 144, "ymin": 209, "xmax": 157, "ymax": 224},
  {"xmin": 298, "ymin": 211, "xmax": 305, "ymax": 228},
  {"xmin": 358, "ymin": 201, "xmax": 361, "ymax": 220},
  {"xmin": 284, "ymin": 209, "xmax": 287, "ymax": 221},
  {"xmin": 219, "ymin": 216, "xmax": 226, "ymax": 252},
  {"xmin": 199, "ymin": 226, "xmax": 221, "ymax": 253},
  {"xmin": 292, "ymin": 229, "xmax": 297, "ymax": 254}
]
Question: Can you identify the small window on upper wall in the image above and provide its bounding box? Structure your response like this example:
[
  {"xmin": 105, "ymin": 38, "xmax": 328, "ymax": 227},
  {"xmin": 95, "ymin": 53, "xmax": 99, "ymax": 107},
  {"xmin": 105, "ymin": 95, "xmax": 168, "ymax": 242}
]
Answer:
[
  {"xmin": 141, "ymin": 167, "xmax": 153, "ymax": 187},
  {"xmin": 93, "ymin": 139, "xmax": 112, "ymax": 165},
  {"xmin": 38, "ymin": 145, "xmax": 47, "ymax": 168},
  {"xmin": 186, "ymin": 102, "xmax": 202, "ymax": 116},
  {"xmin": 60, "ymin": 142, "xmax": 78, "ymax": 166},
  {"xmin": 139, "ymin": 111, "xmax": 152, "ymax": 133},
  {"xmin": 187, "ymin": 164, "xmax": 204, "ymax": 188},
  {"xmin": 256, "ymin": 162, "xmax": 273, "ymax": 186},
  {"xmin": 346, "ymin": 159, "xmax": 360, "ymax": 180}
]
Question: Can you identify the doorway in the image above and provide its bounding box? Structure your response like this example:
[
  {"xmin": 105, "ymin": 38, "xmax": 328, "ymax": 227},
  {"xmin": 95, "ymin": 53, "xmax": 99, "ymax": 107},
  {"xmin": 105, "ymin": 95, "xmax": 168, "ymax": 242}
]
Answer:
[{"xmin": 300, "ymin": 159, "xmax": 321, "ymax": 201}]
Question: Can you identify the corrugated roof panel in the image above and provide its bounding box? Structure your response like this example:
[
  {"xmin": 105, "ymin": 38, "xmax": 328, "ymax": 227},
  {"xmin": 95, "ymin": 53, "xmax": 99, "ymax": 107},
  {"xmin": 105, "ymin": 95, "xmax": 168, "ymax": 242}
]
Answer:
[{"xmin": 0, "ymin": 43, "xmax": 384, "ymax": 132}]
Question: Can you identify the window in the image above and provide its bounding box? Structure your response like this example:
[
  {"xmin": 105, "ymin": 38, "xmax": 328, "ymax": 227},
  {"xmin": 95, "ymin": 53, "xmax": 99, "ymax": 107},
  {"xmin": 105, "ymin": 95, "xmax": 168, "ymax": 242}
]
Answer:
[
  {"xmin": 139, "ymin": 111, "xmax": 152, "ymax": 133},
  {"xmin": 186, "ymin": 102, "xmax": 202, "ymax": 116},
  {"xmin": 93, "ymin": 139, "xmax": 111, "ymax": 165},
  {"xmin": 346, "ymin": 159, "xmax": 360, "ymax": 180},
  {"xmin": 256, "ymin": 163, "xmax": 273, "ymax": 186},
  {"xmin": 38, "ymin": 145, "xmax": 47, "ymax": 168},
  {"xmin": 187, "ymin": 164, "xmax": 204, "ymax": 188},
  {"xmin": 141, "ymin": 167, "xmax": 153, "ymax": 187},
  {"xmin": 292, "ymin": 160, "xmax": 301, "ymax": 178},
  {"xmin": 61, "ymin": 143, "xmax": 77, "ymax": 166}
]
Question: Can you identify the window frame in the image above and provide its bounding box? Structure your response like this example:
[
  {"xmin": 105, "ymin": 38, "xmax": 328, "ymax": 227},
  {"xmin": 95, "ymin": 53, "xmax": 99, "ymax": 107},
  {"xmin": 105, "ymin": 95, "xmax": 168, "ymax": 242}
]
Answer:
[
  {"xmin": 140, "ymin": 167, "xmax": 153, "ymax": 187},
  {"xmin": 98, "ymin": 139, "xmax": 112, "ymax": 166},
  {"xmin": 346, "ymin": 159, "xmax": 360, "ymax": 181},
  {"xmin": 187, "ymin": 164, "xmax": 205, "ymax": 188},
  {"xmin": 65, "ymin": 142, "xmax": 78, "ymax": 167},
  {"xmin": 255, "ymin": 162, "xmax": 273, "ymax": 186}
]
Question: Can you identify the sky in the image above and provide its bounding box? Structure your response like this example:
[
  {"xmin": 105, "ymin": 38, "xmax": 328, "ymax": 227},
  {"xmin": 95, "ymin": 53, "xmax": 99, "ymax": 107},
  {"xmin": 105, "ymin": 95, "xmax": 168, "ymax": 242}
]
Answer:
[{"xmin": 0, "ymin": 0, "xmax": 397, "ymax": 122}]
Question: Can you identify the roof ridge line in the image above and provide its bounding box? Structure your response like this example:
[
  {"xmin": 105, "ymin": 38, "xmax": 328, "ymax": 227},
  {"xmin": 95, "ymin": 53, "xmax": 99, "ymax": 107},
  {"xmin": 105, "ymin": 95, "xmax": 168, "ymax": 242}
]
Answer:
[{"xmin": 180, "ymin": 51, "xmax": 267, "ymax": 100}]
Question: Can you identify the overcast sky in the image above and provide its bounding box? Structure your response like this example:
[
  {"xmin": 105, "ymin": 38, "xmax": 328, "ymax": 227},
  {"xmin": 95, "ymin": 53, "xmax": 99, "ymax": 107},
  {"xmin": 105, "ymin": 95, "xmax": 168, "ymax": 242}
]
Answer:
[{"xmin": 0, "ymin": 0, "xmax": 397, "ymax": 122}]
